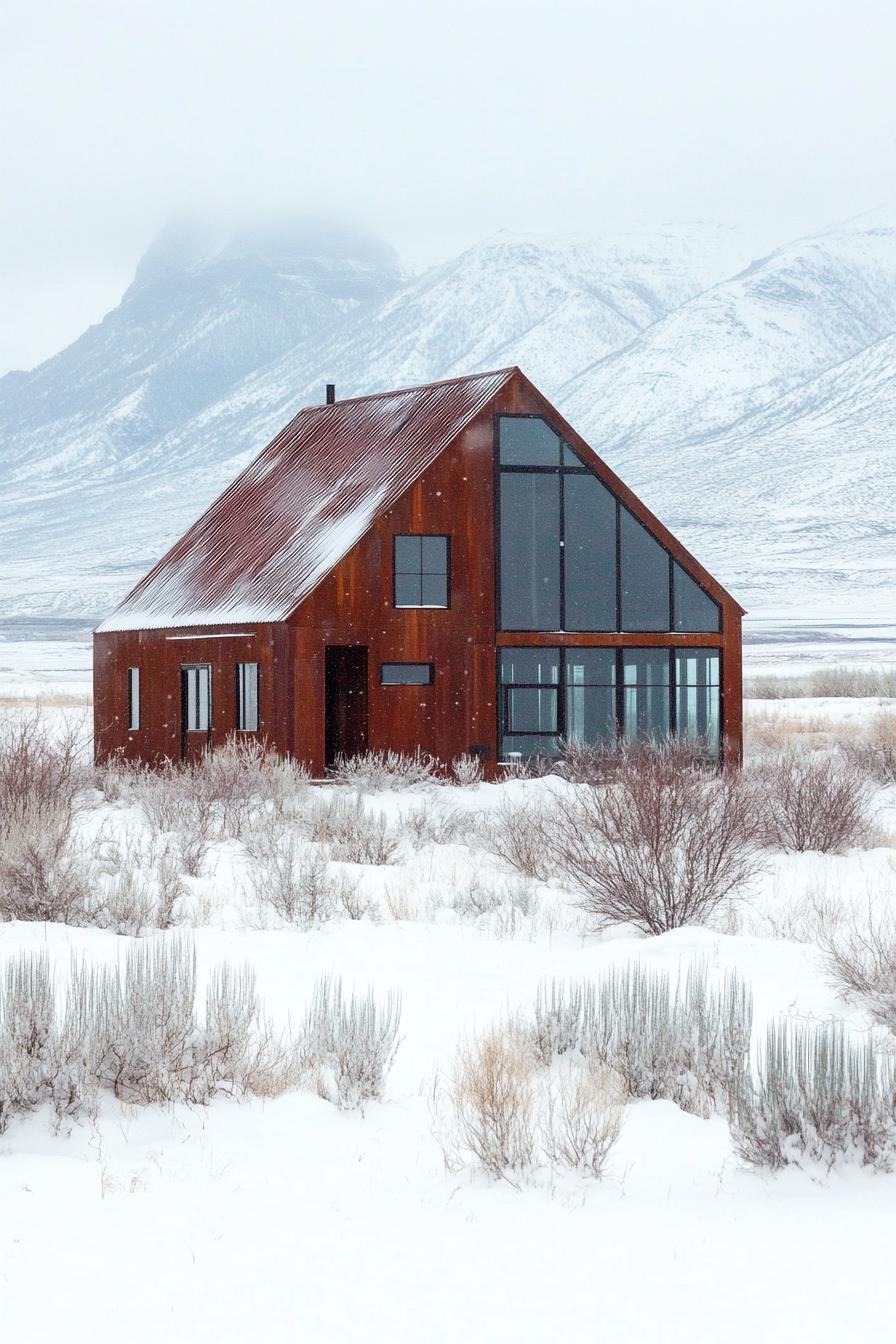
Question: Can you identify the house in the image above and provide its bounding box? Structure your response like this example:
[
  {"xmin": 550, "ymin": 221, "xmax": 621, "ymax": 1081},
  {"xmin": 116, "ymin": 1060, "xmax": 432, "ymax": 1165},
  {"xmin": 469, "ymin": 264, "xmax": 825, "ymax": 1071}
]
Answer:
[{"xmin": 93, "ymin": 368, "xmax": 744, "ymax": 774}]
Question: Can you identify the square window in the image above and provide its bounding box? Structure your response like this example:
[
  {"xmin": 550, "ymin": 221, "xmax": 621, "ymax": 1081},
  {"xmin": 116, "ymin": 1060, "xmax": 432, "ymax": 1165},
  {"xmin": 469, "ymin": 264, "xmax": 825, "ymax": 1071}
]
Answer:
[
  {"xmin": 393, "ymin": 535, "xmax": 449, "ymax": 608},
  {"xmin": 508, "ymin": 686, "xmax": 558, "ymax": 734}
]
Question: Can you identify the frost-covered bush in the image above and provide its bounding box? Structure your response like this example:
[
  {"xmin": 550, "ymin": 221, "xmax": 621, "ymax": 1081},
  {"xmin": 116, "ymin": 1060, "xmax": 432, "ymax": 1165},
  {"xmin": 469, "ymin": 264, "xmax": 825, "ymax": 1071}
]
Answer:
[
  {"xmin": 299, "ymin": 975, "xmax": 402, "ymax": 1109},
  {"xmin": 730, "ymin": 1020, "xmax": 896, "ymax": 1171},
  {"xmin": 0, "ymin": 952, "xmax": 91, "ymax": 1134},
  {"xmin": 758, "ymin": 750, "xmax": 872, "ymax": 853},
  {"xmin": 89, "ymin": 833, "xmax": 186, "ymax": 934},
  {"xmin": 132, "ymin": 740, "xmax": 311, "ymax": 864},
  {"xmin": 550, "ymin": 752, "xmax": 763, "ymax": 933},
  {"xmin": 328, "ymin": 748, "xmax": 443, "ymax": 790},
  {"xmin": 534, "ymin": 963, "xmax": 753, "ymax": 1117},
  {"xmin": 451, "ymin": 754, "xmax": 483, "ymax": 787},
  {"xmin": 247, "ymin": 839, "xmax": 354, "ymax": 927},
  {"xmin": 305, "ymin": 794, "xmax": 399, "ymax": 865},
  {"xmin": 0, "ymin": 938, "xmax": 297, "ymax": 1134},
  {"xmin": 449, "ymin": 875, "xmax": 537, "ymax": 934}
]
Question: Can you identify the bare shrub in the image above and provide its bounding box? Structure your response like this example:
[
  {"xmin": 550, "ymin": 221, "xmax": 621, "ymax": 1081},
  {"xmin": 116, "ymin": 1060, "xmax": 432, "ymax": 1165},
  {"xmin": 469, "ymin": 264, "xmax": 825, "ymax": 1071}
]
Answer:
[
  {"xmin": 843, "ymin": 712, "xmax": 896, "ymax": 786},
  {"xmin": 451, "ymin": 754, "xmax": 483, "ymax": 787},
  {"xmin": 383, "ymin": 882, "xmax": 417, "ymax": 921},
  {"xmin": 822, "ymin": 904, "xmax": 896, "ymax": 1029},
  {"xmin": 94, "ymin": 751, "xmax": 147, "ymax": 804},
  {"xmin": 447, "ymin": 1021, "xmax": 537, "ymax": 1178},
  {"xmin": 484, "ymin": 795, "xmax": 555, "ymax": 882},
  {"xmin": 328, "ymin": 749, "xmax": 443, "ymax": 790},
  {"xmin": 541, "ymin": 1058, "xmax": 624, "ymax": 1177},
  {"xmin": 551, "ymin": 753, "xmax": 763, "ymax": 933},
  {"xmin": 0, "ymin": 711, "xmax": 85, "ymax": 821},
  {"xmin": 746, "ymin": 667, "xmax": 896, "ymax": 699},
  {"xmin": 399, "ymin": 801, "xmax": 483, "ymax": 848},
  {"xmin": 306, "ymin": 794, "xmax": 399, "ymax": 865},
  {"xmin": 247, "ymin": 840, "xmax": 352, "ymax": 927},
  {"xmin": 440, "ymin": 1016, "xmax": 624, "ymax": 1181},
  {"xmin": 0, "ymin": 713, "xmax": 94, "ymax": 923},
  {"xmin": 730, "ymin": 1019, "xmax": 896, "ymax": 1171},
  {"xmin": 758, "ymin": 749, "xmax": 872, "ymax": 853},
  {"xmin": 0, "ymin": 801, "xmax": 95, "ymax": 923},
  {"xmin": 300, "ymin": 975, "xmax": 401, "ymax": 1109},
  {"xmin": 534, "ymin": 963, "xmax": 753, "ymax": 1117},
  {"xmin": 338, "ymin": 882, "xmax": 381, "ymax": 922}
]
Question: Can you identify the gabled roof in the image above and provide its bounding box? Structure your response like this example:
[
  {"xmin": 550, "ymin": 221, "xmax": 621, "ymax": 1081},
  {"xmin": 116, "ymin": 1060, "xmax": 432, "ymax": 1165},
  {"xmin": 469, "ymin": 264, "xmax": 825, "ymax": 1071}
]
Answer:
[{"xmin": 97, "ymin": 369, "xmax": 516, "ymax": 632}]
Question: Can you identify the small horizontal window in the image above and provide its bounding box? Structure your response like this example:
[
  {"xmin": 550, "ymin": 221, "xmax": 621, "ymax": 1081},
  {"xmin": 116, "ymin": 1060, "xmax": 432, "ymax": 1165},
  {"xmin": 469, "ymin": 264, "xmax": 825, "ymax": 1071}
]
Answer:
[{"xmin": 380, "ymin": 663, "xmax": 434, "ymax": 686}]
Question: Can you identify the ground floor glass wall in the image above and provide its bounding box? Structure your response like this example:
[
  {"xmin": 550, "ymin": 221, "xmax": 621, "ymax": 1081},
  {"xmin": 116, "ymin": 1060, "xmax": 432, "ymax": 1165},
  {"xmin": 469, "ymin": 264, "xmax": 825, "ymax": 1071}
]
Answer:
[{"xmin": 499, "ymin": 647, "xmax": 720, "ymax": 759}]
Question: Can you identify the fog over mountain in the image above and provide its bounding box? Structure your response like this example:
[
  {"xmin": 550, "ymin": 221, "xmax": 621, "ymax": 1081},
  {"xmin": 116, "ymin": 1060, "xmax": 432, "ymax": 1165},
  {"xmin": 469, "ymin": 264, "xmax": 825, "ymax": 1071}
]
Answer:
[{"xmin": 1, "ymin": 210, "xmax": 893, "ymax": 626}]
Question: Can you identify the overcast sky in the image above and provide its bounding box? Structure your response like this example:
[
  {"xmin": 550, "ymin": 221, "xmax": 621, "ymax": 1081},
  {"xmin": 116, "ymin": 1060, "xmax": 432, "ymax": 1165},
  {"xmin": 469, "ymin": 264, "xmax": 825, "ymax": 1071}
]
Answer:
[{"xmin": 1, "ymin": 0, "xmax": 894, "ymax": 374}]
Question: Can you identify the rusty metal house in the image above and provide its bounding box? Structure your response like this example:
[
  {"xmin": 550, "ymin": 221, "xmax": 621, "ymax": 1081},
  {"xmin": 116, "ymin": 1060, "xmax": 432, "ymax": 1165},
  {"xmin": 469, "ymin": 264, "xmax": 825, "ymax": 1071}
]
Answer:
[{"xmin": 94, "ymin": 368, "xmax": 744, "ymax": 774}]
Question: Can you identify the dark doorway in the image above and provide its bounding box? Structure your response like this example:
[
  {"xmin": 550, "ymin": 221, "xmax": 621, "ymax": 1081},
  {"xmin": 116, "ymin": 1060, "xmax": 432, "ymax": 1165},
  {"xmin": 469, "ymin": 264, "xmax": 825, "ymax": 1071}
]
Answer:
[{"xmin": 325, "ymin": 646, "xmax": 369, "ymax": 766}]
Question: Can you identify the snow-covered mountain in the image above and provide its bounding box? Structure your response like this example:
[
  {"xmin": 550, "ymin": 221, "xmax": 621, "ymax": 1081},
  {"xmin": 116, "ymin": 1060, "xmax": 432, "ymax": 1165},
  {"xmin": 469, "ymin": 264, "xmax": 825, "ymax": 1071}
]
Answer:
[{"xmin": 0, "ymin": 210, "xmax": 893, "ymax": 624}]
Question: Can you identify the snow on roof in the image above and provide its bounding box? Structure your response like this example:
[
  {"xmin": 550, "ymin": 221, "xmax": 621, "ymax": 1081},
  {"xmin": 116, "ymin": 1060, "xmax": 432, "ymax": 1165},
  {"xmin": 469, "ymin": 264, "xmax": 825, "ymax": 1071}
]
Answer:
[{"xmin": 97, "ymin": 369, "xmax": 516, "ymax": 632}]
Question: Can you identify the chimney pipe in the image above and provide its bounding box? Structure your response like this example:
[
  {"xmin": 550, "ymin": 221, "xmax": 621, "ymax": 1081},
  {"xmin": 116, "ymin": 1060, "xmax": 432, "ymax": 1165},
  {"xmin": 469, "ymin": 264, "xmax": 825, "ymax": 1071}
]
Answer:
[{"xmin": 326, "ymin": 383, "xmax": 336, "ymax": 405}]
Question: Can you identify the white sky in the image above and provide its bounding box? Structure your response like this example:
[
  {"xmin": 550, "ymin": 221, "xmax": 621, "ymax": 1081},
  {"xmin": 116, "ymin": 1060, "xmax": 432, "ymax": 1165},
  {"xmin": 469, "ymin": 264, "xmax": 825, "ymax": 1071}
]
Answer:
[{"xmin": 2, "ymin": 0, "xmax": 894, "ymax": 374}]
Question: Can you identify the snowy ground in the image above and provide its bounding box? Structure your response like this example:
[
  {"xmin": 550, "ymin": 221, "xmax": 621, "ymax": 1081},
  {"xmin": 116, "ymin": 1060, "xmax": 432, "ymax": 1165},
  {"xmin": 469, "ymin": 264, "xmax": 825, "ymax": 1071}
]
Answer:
[{"xmin": 1, "ymin": 641, "xmax": 895, "ymax": 1342}]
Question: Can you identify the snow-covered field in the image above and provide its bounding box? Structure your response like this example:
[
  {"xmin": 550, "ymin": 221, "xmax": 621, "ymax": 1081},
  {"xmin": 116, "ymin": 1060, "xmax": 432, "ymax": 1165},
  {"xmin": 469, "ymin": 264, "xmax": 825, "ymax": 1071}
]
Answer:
[{"xmin": 1, "ymin": 642, "xmax": 895, "ymax": 1342}]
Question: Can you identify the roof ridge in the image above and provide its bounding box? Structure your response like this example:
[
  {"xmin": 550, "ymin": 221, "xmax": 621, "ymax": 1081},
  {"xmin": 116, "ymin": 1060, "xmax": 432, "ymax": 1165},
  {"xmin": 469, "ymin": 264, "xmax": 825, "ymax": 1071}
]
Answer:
[{"xmin": 297, "ymin": 366, "xmax": 518, "ymax": 414}]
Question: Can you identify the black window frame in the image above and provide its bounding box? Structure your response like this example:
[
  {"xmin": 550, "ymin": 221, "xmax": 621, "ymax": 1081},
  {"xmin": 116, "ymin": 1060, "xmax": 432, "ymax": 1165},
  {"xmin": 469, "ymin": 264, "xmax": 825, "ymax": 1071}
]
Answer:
[
  {"xmin": 497, "ymin": 645, "xmax": 723, "ymax": 760},
  {"xmin": 379, "ymin": 662, "xmax": 435, "ymax": 686},
  {"xmin": 494, "ymin": 414, "xmax": 721, "ymax": 635},
  {"xmin": 235, "ymin": 661, "xmax": 259, "ymax": 732},
  {"xmin": 392, "ymin": 534, "xmax": 451, "ymax": 610}
]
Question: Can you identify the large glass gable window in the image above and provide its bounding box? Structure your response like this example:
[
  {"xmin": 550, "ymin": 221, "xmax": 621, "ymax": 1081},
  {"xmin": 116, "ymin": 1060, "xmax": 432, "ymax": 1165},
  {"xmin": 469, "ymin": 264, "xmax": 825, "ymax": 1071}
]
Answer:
[
  {"xmin": 499, "ymin": 646, "xmax": 721, "ymax": 759},
  {"xmin": 496, "ymin": 416, "xmax": 719, "ymax": 635}
]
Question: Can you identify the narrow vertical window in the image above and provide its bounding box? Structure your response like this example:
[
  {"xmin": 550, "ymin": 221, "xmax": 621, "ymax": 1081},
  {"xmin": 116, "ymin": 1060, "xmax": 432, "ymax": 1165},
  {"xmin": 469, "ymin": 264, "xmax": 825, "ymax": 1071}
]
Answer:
[
  {"xmin": 236, "ymin": 662, "xmax": 259, "ymax": 731},
  {"xmin": 128, "ymin": 667, "xmax": 140, "ymax": 731},
  {"xmin": 621, "ymin": 650, "xmax": 671, "ymax": 742},
  {"xmin": 183, "ymin": 665, "xmax": 211, "ymax": 732},
  {"xmin": 675, "ymin": 649, "xmax": 721, "ymax": 752}
]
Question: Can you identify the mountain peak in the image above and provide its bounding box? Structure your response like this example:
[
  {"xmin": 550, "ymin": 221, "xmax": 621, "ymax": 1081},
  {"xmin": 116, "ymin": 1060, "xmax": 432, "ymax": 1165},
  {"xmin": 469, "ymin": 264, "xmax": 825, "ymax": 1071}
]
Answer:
[{"xmin": 131, "ymin": 215, "xmax": 401, "ymax": 291}]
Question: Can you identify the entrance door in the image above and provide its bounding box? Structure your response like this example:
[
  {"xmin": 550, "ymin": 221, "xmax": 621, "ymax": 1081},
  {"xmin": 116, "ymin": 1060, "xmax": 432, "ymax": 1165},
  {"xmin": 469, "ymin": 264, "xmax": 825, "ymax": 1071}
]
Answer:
[
  {"xmin": 325, "ymin": 646, "xmax": 368, "ymax": 766},
  {"xmin": 181, "ymin": 664, "xmax": 212, "ymax": 761}
]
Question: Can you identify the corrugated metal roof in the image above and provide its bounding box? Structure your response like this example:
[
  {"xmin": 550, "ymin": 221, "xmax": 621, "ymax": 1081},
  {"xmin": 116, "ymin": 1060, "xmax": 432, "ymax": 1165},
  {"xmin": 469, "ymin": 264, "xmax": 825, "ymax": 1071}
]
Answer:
[{"xmin": 97, "ymin": 368, "xmax": 516, "ymax": 632}]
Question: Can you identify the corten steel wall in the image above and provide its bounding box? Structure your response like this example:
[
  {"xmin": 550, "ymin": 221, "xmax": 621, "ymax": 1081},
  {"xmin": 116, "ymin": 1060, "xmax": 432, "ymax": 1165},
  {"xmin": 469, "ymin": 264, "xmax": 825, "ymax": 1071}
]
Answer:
[
  {"xmin": 286, "ymin": 373, "xmax": 743, "ymax": 776},
  {"xmin": 93, "ymin": 369, "xmax": 743, "ymax": 772},
  {"xmin": 93, "ymin": 624, "xmax": 288, "ymax": 762}
]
